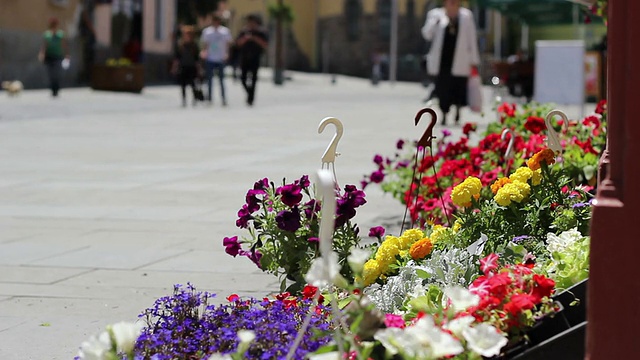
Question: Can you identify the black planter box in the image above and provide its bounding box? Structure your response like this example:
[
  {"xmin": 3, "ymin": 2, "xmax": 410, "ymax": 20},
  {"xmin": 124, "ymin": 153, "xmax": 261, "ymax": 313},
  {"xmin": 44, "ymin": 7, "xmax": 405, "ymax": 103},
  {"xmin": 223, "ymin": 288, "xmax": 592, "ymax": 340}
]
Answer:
[{"xmin": 511, "ymin": 322, "xmax": 586, "ymax": 360}]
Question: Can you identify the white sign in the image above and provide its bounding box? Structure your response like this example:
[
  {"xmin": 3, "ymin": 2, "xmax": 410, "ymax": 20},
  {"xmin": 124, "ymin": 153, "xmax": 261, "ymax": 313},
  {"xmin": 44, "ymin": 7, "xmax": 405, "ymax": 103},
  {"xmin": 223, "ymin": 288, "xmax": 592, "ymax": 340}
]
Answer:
[{"xmin": 534, "ymin": 40, "xmax": 585, "ymax": 106}]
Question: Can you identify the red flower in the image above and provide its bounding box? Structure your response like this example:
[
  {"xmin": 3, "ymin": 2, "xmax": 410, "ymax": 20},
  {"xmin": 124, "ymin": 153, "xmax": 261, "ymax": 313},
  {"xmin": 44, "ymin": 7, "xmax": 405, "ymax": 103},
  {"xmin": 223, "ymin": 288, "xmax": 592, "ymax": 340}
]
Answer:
[
  {"xmin": 498, "ymin": 103, "xmax": 517, "ymax": 118},
  {"xmin": 575, "ymin": 138, "xmax": 598, "ymax": 155},
  {"xmin": 531, "ymin": 274, "xmax": 555, "ymax": 302},
  {"xmin": 275, "ymin": 292, "xmax": 291, "ymax": 301},
  {"xmin": 302, "ymin": 285, "xmax": 324, "ymax": 303},
  {"xmin": 463, "ymin": 122, "xmax": 478, "ymax": 136},
  {"xmin": 595, "ymin": 99, "xmax": 607, "ymax": 115},
  {"xmin": 504, "ymin": 294, "xmax": 536, "ymax": 315},
  {"xmin": 488, "ymin": 272, "xmax": 512, "ymax": 300},
  {"xmin": 524, "ymin": 116, "xmax": 546, "ymax": 134},
  {"xmin": 226, "ymin": 294, "xmax": 240, "ymax": 302}
]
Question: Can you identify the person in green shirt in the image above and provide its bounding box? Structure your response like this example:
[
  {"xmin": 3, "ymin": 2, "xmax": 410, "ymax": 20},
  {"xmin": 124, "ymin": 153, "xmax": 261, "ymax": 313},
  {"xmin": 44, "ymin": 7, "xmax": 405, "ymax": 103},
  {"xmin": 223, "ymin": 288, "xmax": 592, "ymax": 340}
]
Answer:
[{"xmin": 38, "ymin": 17, "xmax": 69, "ymax": 97}]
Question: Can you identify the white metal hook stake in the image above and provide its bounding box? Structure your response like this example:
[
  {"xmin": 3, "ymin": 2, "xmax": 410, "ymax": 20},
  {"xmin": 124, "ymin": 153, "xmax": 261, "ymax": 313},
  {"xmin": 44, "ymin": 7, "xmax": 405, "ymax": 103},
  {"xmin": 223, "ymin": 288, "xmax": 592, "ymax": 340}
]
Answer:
[
  {"xmin": 501, "ymin": 128, "xmax": 515, "ymax": 160},
  {"xmin": 544, "ymin": 110, "xmax": 569, "ymax": 153},
  {"xmin": 318, "ymin": 117, "xmax": 343, "ymax": 162},
  {"xmin": 286, "ymin": 169, "xmax": 342, "ymax": 360}
]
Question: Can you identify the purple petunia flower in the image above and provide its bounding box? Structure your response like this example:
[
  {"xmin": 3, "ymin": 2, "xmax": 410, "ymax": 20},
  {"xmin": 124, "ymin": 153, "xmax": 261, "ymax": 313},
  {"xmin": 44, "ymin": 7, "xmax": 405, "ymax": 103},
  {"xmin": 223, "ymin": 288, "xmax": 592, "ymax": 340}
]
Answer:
[
  {"xmin": 512, "ymin": 235, "xmax": 530, "ymax": 243},
  {"xmin": 360, "ymin": 180, "xmax": 369, "ymax": 190},
  {"xmin": 246, "ymin": 249, "xmax": 262, "ymax": 268},
  {"xmin": 276, "ymin": 184, "xmax": 303, "ymax": 207},
  {"xmin": 296, "ymin": 175, "xmax": 311, "ymax": 188},
  {"xmin": 253, "ymin": 177, "xmax": 269, "ymax": 191},
  {"xmin": 308, "ymin": 237, "xmax": 319, "ymax": 244},
  {"xmin": 373, "ymin": 154, "xmax": 384, "ymax": 165},
  {"xmin": 303, "ymin": 199, "xmax": 321, "ymax": 219},
  {"xmin": 370, "ymin": 170, "xmax": 385, "ymax": 183},
  {"xmin": 275, "ymin": 208, "xmax": 301, "ymax": 232},
  {"xmin": 245, "ymin": 189, "xmax": 264, "ymax": 213},
  {"xmin": 368, "ymin": 226, "xmax": 386, "ymax": 239},
  {"xmin": 396, "ymin": 139, "xmax": 405, "ymax": 150},
  {"xmin": 442, "ymin": 129, "xmax": 452, "ymax": 137},
  {"xmin": 236, "ymin": 205, "xmax": 252, "ymax": 228},
  {"xmin": 223, "ymin": 236, "xmax": 242, "ymax": 257}
]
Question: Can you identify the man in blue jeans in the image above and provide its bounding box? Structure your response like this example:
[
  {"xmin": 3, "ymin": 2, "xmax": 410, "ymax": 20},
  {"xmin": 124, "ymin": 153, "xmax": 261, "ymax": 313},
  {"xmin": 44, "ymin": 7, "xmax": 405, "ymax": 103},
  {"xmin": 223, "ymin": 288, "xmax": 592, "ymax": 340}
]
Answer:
[{"xmin": 200, "ymin": 14, "xmax": 232, "ymax": 106}]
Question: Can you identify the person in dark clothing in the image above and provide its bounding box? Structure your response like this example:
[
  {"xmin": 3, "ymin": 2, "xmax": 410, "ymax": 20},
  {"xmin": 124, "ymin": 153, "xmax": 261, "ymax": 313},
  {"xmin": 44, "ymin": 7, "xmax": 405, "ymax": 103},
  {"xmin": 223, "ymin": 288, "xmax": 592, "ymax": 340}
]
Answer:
[
  {"xmin": 171, "ymin": 26, "xmax": 201, "ymax": 107},
  {"xmin": 38, "ymin": 17, "xmax": 69, "ymax": 97},
  {"xmin": 235, "ymin": 15, "xmax": 269, "ymax": 106}
]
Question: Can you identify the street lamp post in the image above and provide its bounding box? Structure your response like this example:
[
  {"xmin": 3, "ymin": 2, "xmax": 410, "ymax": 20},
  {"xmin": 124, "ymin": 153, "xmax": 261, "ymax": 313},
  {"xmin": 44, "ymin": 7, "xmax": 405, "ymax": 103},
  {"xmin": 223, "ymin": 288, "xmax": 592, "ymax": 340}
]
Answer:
[{"xmin": 274, "ymin": 0, "xmax": 284, "ymax": 85}]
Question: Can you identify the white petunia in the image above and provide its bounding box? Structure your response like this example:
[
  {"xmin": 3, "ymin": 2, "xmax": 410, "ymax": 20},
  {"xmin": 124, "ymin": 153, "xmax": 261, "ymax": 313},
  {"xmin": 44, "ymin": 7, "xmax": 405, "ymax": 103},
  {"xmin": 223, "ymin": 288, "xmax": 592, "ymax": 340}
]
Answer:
[
  {"xmin": 463, "ymin": 323, "xmax": 509, "ymax": 357},
  {"xmin": 307, "ymin": 352, "xmax": 341, "ymax": 360},
  {"xmin": 237, "ymin": 329, "xmax": 256, "ymax": 344},
  {"xmin": 444, "ymin": 286, "xmax": 480, "ymax": 312},
  {"xmin": 347, "ymin": 247, "xmax": 371, "ymax": 274},
  {"xmin": 547, "ymin": 228, "xmax": 582, "ymax": 253},
  {"xmin": 207, "ymin": 354, "xmax": 233, "ymax": 360},
  {"xmin": 109, "ymin": 321, "xmax": 144, "ymax": 354},
  {"xmin": 77, "ymin": 330, "xmax": 111, "ymax": 360},
  {"xmin": 443, "ymin": 315, "xmax": 475, "ymax": 337},
  {"xmin": 305, "ymin": 251, "xmax": 347, "ymax": 288}
]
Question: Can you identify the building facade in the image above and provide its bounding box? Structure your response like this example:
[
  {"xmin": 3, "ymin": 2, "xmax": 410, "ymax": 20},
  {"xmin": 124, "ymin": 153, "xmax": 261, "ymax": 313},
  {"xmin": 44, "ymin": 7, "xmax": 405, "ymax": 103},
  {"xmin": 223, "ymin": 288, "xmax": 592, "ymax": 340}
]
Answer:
[{"xmin": 0, "ymin": 0, "xmax": 176, "ymax": 89}]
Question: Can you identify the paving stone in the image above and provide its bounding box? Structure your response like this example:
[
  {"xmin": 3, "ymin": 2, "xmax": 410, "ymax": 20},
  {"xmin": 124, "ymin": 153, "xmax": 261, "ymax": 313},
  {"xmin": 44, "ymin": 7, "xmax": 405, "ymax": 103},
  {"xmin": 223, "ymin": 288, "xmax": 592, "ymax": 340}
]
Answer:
[{"xmin": 0, "ymin": 266, "xmax": 91, "ymax": 285}]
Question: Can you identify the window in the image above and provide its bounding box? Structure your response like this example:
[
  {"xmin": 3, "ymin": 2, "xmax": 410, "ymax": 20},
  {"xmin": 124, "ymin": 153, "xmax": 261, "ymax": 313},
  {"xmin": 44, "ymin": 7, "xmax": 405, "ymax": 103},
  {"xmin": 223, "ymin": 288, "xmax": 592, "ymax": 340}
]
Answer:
[
  {"xmin": 154, "ymin": 0, "xmax": 164, "ymax": 41},
  {"xmin": 378, "ymin": 0, "xmax": 391, "ymax": 41},
  {"xmin": 345, "ymin": 0, "xmax": 361, "ymax": 41}
]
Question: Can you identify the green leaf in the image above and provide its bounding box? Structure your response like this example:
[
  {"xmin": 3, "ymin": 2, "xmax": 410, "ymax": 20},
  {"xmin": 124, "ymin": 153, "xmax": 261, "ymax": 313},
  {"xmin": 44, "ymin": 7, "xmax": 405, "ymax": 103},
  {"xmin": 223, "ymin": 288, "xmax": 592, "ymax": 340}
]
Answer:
[{"xmin": 416, "ymin": 269, "xmax": 430, "ymax": 279}]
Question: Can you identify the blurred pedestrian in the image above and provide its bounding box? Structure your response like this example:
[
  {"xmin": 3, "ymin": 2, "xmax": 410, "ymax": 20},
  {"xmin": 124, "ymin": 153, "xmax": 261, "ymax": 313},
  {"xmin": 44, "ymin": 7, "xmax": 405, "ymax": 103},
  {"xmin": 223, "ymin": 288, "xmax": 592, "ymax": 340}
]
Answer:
[
  {"xmin": 171, "ymin": 25, "xmax": 202, "ymax": 107},
  {"xmin": 235, "ymin": 14, "xmax": 268, "ymax": 106},
  {"xmin": 200, "ymin": 14, "xmax": 232, "ymax": 106},
  {"xmin": 422, "ymin": 0, "xmax": 480, "ymax": 125},
  {"xmin": 38, "ymin": 17, "xmax": 69, "ymax": 97}
]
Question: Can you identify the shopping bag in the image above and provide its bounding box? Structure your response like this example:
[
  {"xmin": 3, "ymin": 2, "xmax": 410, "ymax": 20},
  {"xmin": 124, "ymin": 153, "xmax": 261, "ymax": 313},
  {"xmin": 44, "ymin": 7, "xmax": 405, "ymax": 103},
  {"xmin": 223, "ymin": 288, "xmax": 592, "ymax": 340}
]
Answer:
[
  {"xmin": 194, "ymin": 79, "xmax": 205, "ymax": 102},
  {"xmin": 468, "ymin": 69, "xmax": 483, "ymax": 113}
]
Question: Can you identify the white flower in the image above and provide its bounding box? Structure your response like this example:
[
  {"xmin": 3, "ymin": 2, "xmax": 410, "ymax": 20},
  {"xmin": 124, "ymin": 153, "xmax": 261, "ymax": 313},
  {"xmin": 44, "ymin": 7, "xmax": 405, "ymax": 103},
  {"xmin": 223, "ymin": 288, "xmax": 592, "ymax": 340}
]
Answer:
[
  {"xmin": 547, "ymin": 228, "xmax": 582, "ymax": 253},
  {"xmin": 374, "ymin": 316, "xmax": 463, "ymax": 359},
  {"xmin": 77, "ymin": 331, "xmax": 111, "ymax": 360},
  {"xmin": 408, "ymin": 283, "xmax": 427, "ymax": 299},
  {"xmin": 347, "ymin": 247, "xmax": 371, "ymax": 274},
  {"xmin": 463, "ymin": 323, "xmax": 508, "ymax": 357},
  {"xmin": 305, "ymin": 251, "xmax": 346, "ymax": 288},
  {"xmin": 109, "ymin": 321, "xmax": 143, "ymax": 354},
  {"xmin": 307, "ymin": 351, "xmax": 341, "ymax": 360},
  {"xmin": 443, "ymin": 315, "xmax": 475, "ymax": 337},
  {"xmin": 207, "ymin": 354, "xmax": 233, "ymax": 360},
  {"xmin": 237, "ymin": 329, "xmax": 256, "ymax": 344},
  {"xmin": 444, "ymin": 286, "xmax": 480, "ymax": 312}
]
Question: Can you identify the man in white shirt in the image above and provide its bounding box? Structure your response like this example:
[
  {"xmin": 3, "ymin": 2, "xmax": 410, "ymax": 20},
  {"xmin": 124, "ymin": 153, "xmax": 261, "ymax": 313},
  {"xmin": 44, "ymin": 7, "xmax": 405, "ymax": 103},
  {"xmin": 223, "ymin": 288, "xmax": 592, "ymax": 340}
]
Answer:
[{"xmin": 200, "ymin": 14, "xmax": 232, "ymax": 106}]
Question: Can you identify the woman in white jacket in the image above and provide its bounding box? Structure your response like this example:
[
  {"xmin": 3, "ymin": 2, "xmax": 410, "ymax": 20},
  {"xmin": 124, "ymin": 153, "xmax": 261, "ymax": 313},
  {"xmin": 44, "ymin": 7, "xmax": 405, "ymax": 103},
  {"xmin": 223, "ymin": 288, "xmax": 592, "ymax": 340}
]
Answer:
[{"xmin": 422, "ymin": 0, "xmax": 480, "ymax": 125}]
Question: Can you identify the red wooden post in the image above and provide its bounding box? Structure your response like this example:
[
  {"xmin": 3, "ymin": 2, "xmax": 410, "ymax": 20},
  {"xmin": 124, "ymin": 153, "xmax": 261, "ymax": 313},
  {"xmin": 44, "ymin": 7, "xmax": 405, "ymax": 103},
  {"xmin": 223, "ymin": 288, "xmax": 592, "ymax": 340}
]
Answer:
[{"xmin": 588, "ymin": 1, "xmax": 640, "ymax": 359}]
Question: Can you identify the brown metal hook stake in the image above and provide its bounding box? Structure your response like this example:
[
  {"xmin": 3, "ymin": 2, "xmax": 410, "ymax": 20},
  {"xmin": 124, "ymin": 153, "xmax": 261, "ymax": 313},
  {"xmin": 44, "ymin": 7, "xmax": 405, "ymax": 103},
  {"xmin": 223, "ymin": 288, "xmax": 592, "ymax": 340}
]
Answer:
[
  {"xmin": 415, "ymin": 107, "xmax": 438, "ymax": 148},
  {"xmin": 401, "ymin": 107, "xmax": 451, "ymax": 233}
]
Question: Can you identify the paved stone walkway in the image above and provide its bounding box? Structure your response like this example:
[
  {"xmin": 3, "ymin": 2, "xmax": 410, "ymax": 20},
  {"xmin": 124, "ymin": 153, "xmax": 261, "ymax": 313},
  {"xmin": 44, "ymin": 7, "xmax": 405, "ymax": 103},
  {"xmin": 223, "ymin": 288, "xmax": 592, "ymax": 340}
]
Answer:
[{"xmin": 0, "ymin": 72, "xmax": 589, "ymax": 359}]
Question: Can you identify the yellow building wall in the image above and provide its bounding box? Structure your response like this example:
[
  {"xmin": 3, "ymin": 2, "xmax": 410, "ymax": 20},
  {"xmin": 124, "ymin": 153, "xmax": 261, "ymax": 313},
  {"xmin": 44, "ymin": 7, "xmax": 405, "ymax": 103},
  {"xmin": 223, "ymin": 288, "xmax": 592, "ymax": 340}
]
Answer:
[{"xmin": 0, "ymin": 0, "xmax": 80, "ymax": 34}]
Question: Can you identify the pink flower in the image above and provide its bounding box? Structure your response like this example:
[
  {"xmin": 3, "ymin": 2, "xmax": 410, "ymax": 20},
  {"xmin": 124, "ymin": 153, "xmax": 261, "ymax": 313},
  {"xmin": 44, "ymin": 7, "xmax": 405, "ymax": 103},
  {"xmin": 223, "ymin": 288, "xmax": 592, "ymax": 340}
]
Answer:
[
  {"xmin": 480, "ymin": 253, "xmax": 500, "ymax": 275},
  {"xmin": 384, "ymin": 314, "xmax": 406, "ymax": 328}
]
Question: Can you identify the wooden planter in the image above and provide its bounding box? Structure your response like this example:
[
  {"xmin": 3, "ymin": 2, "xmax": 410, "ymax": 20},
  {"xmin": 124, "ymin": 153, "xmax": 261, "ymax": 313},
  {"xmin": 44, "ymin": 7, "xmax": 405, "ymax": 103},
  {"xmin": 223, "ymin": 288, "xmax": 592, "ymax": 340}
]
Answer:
[{"xmin": 91, "ymin": 64, "xmax": 144, "ymax": 93}]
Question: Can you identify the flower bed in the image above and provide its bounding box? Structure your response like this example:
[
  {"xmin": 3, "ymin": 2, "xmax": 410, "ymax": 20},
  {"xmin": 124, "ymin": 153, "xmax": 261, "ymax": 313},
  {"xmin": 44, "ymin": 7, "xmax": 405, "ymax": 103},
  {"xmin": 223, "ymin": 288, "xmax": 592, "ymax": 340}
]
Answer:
[{"xmin": 76, "ymin": 102, "xmax": 603, "ymax": 360}]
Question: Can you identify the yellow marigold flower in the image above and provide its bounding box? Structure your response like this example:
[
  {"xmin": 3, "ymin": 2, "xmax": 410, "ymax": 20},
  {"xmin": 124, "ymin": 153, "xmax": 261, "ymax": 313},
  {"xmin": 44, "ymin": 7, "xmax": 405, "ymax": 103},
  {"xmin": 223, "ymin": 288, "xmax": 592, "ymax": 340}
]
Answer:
[
  {"xmin": 410, "ymin": 238, "xmax": 433, "ymax": 260},
  {"xmin": 532, "ymin": 169, "xmax": 542, "ymax": 186},
  {"xmin": 362, "ymin": 259, "xmax": 382, "ymax": 285},
  {"xmin": 399, "ymin": 229, "xmax": 425, "ymax": 248},
  {"xmin": 453, "ymin": 220, "xmax": 462, "ymax": 233},
  {"xmin": 509, "ymin": 167, "xmax": 533, "ymax": 184},
  {"xmin": 451, "ymin": 176, "xmax": 482, "ymax": 207},
  {"xmin": 430, "ymin": 225, "xmax": 447, "ymax": 243},
  {"xmin": 399, "ymin": 250, "xmax": 409, "ymax": 258},
  {"xmin": 494, "ymin": 180, "xmax": 531, "ymax": 206},
  {"xmin": 490, "ymin": 177, "xmax": 511, "ymax": 195},
  {"xmin": 375, "ymin": 244, "xmax": 399, "ymax": 268},
  {"xmin": 527, "ymin": 148, "xmax": 556, "ymax": 171}
]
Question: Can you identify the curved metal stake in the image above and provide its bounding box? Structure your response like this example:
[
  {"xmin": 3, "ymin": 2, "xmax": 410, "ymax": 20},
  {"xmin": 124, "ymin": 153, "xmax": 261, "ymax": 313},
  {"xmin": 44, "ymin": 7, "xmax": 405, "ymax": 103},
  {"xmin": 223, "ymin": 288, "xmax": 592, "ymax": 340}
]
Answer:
[
  {"xmin": 545, "ymin": 110, "xmax": 569, "ymax": 153},
  {"xmin": 501, "ymin": 128, "xmax": 515, "ymax": 177},
  {"xmin": 501, "ymin": 128, "xmax": 515, "ymax": 160},
  {"xmin": 414, "ymin": 108, "xmax": 438, "ymax": 148},
  {"xmin": 318, "ymin": 117, "xmax": 344, "ymax": 185},
  {"xmin": 287, "ymin": 169, "xmax": 343, "ymax": 360}
]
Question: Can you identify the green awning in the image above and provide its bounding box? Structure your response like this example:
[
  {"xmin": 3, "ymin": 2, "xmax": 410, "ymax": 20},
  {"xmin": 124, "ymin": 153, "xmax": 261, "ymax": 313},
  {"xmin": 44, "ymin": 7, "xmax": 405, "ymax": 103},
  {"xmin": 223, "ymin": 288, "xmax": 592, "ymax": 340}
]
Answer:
[{"xmin": 478, "ymin": 0, "xmax": 600, "ymax": 25}]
